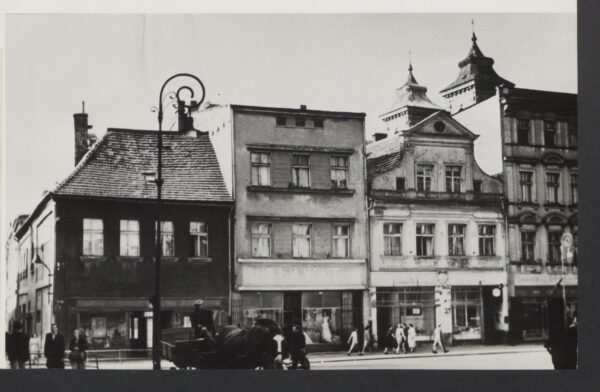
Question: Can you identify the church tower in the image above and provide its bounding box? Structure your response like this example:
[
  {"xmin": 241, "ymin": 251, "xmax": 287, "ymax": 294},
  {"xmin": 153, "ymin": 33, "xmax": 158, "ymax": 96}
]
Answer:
[
  {"xmin": 440, "ymin": 29, "xmax": 514, "ymax": 114},
  {"xmin": 377, "ymin": 60, "xmax": 442, "ymax": 138}
]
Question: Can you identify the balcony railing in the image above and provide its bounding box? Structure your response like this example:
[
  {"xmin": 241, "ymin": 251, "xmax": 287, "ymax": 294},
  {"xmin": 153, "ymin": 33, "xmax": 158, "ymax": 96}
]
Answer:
[{"xmin": 370, "ymin": 189, "xmax": 503, "ymax": 205}]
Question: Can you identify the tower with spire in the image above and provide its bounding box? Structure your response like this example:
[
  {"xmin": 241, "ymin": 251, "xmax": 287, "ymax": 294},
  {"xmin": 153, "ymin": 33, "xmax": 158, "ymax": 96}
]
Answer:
[
  {"xmin": 378, "ymin": 57, "xmax": 442, "ymax": 137},
  {"xmin": 440, "ymin": 25, "xmax": 514, "ymax": 114}
]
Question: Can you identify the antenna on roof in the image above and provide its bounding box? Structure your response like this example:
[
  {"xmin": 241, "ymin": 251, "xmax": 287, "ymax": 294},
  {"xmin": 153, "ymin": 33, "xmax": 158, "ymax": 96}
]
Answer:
[
  {"xmin": 82, "ymin": 101, "xmax": 85, "ymax": 114},
  {"xmin": 471, "ymin": 19, "xmax": 477, "ymax": 42},
  {"xmin": 408, "ymin": 50, "xmax": 413, "ymax": 72}
]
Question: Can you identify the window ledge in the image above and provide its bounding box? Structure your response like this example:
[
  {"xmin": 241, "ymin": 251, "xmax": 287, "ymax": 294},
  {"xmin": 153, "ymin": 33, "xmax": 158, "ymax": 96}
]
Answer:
[
  {"xmin": 238, "ymin": 258, "xmax": 365, "ymax": 264},
  {"xmin": 116, "ymin": 256, "xmax": 143, "ymax": 263},
  {"xmin": 414, "ymin": 256, "xmax": 439, "ymax": 260},
  {"xmin": 476, "ymin": 255, "xmax": 501, "ymax": 260},
  {"xmin": 247, "ymin": 185, "xmax": 355, "ymax": 196},
  {"xmin": 188, "ymin": 257, "xmax": 212, "ymax": 263},
  {"xmin": 150, "ymin": 257, "xmax": 179, "ymax": 263},
  {"xmin": 80, "ymin": 256, "xmax": 107, "ymax": 263}
]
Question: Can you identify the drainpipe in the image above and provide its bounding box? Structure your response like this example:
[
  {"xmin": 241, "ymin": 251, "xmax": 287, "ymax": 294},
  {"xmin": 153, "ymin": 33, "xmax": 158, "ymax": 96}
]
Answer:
[{"xmin": 227, "ymin": 205, "xmax": 234, "ymax": 324}]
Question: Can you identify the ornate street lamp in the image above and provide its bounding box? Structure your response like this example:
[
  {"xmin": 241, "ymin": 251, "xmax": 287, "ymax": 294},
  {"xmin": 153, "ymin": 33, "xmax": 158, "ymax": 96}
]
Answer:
[{"xmin": 151, "ymin": 74, "xmax": 205, "ymax": 370}]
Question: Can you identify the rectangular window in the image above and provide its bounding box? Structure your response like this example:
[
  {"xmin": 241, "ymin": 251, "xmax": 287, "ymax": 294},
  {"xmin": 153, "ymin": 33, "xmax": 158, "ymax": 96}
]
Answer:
[
  {"xmin": 156, "ymin": 221, "xmax": 175, "ymax": 257},
  {"xmin": 568, "ymin": 123, "xmax": 577, "ymax": 147},
  {"xmin": 416, "ymin": 224, "xmax": 435, "ymax": 256},
  {"xmin": 416, "ymin": 165, "xmax": 433, "ymax": 192},
  {"xmin": 276, "ymin": 116, "xmax": 286, "ymax": 126},
  {"xmin": 251, "ymin": 152, "xmax": 271, "ymax": 186},
  {"xmin": 292, "ymin": 224, "xmax": 312, "ymax": 258},
  {"xmin": 251, "ymin": 223, "xmax": 272, "ymax": 257},
  {"xmin": 478, "ymin": 225, "xmax": 496, "ymax": 256},
  {"xmin": 519, "ymin": 171, "xmax": 533, "ymax": 202},
  {"xmin": 546, "ymin": 173, "xmax": 560, "ymax": 204},
  {"xmin": 295, "ymin": 118, "xmax": 306, "ymax": 127},
  {"xmin": 448, "ymin": 224, "xmax": 466, "ymax": 256},
  {"xmin": 571, "ymin": 174, "xmax": 578, "ymax": 205},
  {"xmin": 396, "ymin": 177, "xmax": 405, "ymax": 191},
  {"xmin": 332, "ymin": 225, "xmax": 350, "ymax": 258},
  {"xmin": 473, "ymin": 180, "xmax": 482, "ymax": 193},
  {"xmin": 292, "ymin": 155, "xmax": 310, "ymax": 187},
  {"xmin": 548, "ymin": 232, "xmax": 561, "ymax": 263},
  {"xmin": 190, "ymin": 222, "xmax": 208, "ymax": 257},
  {"xmin": 330, "ymin": 156, "xmax": 348, "ymax": 189},
  {"xmin": 383, "ymin": 223, "xmax": 402, "ymax": 256},
  {"xmin": 119, "ymin": 220, "xmax": 140, "ymax": 256},
  {"xmin": 521, "ymin": 231, "xmax": 536, "ymax": 262},
  {"xmin": 544, "ymin": 121, "xmax": 557, "ymax": 147},
  {"xmin": 83, "ymin": 218, "xmax": 104, "ymax": 256},
  {"xmin": 517, "ymin": 119, "xmax": 530, "ymax": 145},
  {"xmin": 314, "ymin": 118, "xmax": 324, "ymax": 128},
  {"xmin": 445, "ymin": 165, "xmax": 462, "ymax": 193}
]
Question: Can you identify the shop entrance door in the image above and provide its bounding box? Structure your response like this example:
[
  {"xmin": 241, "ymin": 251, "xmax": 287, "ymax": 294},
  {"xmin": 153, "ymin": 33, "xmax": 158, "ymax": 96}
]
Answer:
[
  {"xmin": 283, "ymin": 292, "xmax": 302, "ymax": 328},
  {"xmin": 129, "ymin": 312, "xmax": 148, "ymax": 350},
  {"xmin": 482, "ymin": 286, "xmax": 503, "ymax": 344}
]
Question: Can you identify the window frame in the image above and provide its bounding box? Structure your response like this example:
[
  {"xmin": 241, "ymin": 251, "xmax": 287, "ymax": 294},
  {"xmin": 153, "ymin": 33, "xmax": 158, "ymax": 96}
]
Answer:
[
  {"xmin": 330, "ymin": 156, "xmax": 349, "ymax": 189},
  {"xmin": 251, "ymin": 222, "xmax": 272, "ymax": 258},
  {"xmin": 478, "ymin": 224, "xmax": 496, "ymax": 256},
  {"xmin": 119, "ymin": 219, "xmax": 140, "ymax": 257},
  {"xmin": 448, "ymin": 224, "xmax": 467, "ymax": 256},
  {"xmin": 416, "ymin": 223, "xmax": 435, "ymax": 257},
  {"xmin": 292, "ymin": 223, "xmax": 312, "ymax": 258},
  {"xmin": 516, "ymin": 119, "xmax": 530, "ymax": 145},
  {"xmin": 545, "ymin": 172, "xmax": 560, "ymax": 204},
  {"xmin": 544, "ymin": 121, "xmax": 558, "ymax": 147},
  {"xmin": 292, "ymin": 154, "xmax": 311, "ymax": 188},
  {"xmin": 276, "ymin": 116, "xmax": 287, "ymax": 126},
  {"xmin": 155, "ymin": 221, "xmax": 175, "ymax": 257},
  {"xmin": 519, "ymin": 171, "xmax": 534, "ymax": 202},
  {"xmin": 190, "ymin": 221, "xmax": 209, "ymax": 258},
  {"xmin": 521, "ymin": 230, "xmax": 536, "ymax": 262},
  {"xmin": 416, "ymin": 164, "xmax": 434, "ymax": 192},
  {"xmin": 295, "ymin": 117, "xmax": 306, "ymax": 127},
  {"xmin": 383, "ymin": 222, "xmax": 402, "ymax": 256},
  {"xmin": 547, "ymin": 231, "xmax": 562, "ymax": 264},
  {"xmin": 332, "ymin": 224, "xmax": 350, "ymax": 258},
  {"xmin": 250, "ymin": 152, "xmax": 271, "ymax": 186},
  {"xmin": 445, "ymin": 165, "xmax": 463, "ymax": 193},
  {"xmin": 83, "ymin": 218, "xmax": 104, "ymax": 256}
]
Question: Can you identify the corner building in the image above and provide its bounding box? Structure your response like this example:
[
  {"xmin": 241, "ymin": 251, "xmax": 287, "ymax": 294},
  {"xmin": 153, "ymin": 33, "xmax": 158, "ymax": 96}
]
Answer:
[
  {"xmin": 367, "ymin": 64, "xmax": 508, "ymax": 346},
  {"xmin": 197, "ymin": 104, "xmax": 369, "ymax": 349}
]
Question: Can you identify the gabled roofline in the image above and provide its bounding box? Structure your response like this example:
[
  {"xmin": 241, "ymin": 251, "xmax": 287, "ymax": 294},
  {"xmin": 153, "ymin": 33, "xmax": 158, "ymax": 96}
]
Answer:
[
  {"xmin": 15, "ymin": 192, "xmax": 53, "ymax": 240},
  {"xmin": 399, "ymin": 110, "xmax": 480, "ymax": 141}
]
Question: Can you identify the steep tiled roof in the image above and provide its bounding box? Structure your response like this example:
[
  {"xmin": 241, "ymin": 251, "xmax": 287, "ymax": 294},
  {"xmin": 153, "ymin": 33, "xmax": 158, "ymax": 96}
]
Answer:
[
  {"xmin": 440, "ymin": 33, "xmax": 514, "ymax": 93},
  {"xmin": 53, "ymin": 128, "xmax": 231, "ymax": 203},
  {"xmin": 382, "ymin": 63, "xmax": 442, "ymax": 116},
  {"xmin": 366, "ymin": 135, "xmax": 404, "ymax": 179}
]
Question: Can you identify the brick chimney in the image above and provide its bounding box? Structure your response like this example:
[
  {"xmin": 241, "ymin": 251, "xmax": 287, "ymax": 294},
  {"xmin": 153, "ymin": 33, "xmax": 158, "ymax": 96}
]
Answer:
[{"xmin": 74, "ymin": 101, "xmax": 95, "ymax": 165}]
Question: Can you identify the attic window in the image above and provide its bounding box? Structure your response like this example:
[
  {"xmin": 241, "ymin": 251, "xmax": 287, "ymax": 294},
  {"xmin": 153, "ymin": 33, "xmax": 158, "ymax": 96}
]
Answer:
[
  {"xmin": 314, "ymin": 118, "xmax": 324, "ymax": 128},
  {"xmin": 434, "ymin": 121, "xmax": 446, "ymax": 133},
  {"xmin": 473, "ymin": 180, "xmax": 482, "ymax": 193},
  {"xmin": 276, "ymin": 116, "xmax": 287, "ymax": 126},
  {"xmin": 295, "ymin": 118, "xmax": 306, "ymax": 127}
]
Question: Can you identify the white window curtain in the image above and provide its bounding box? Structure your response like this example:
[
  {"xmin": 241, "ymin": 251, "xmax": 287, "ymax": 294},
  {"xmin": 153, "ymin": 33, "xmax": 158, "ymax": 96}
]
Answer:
[
  {"xmin": 251, "ymin": 223, "xmax": 272, "ymax": 257},
  {"xmin": 292, "ymin": 224, "xmax": 311, "ymax": 257}
]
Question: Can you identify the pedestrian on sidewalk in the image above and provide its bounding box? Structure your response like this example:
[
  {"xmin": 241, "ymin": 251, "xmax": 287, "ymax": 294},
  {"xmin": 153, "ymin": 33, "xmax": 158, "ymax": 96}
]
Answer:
[
  {"xmin": 68, "ymin": 328, "xmax": 88, "ymax": 369},
  {"xmin": 395, "ymin": 323, "xmax": 406, "ymax": 354},
  {"xmin": 383, "ymin": 325, "xmax": 397, "ymax": 354},
  {"xmin": 347, "ymin": 327, "xmax": 359, "ymax": 356},
  {"xmin": 44, "ymin": 323, "xmax": 65, "ymax": 369},
  {"xmin": 29, "ymin": 333, "xmax": 41, "ymax": 365},
  {"xmin": 407, "ymin": 324, "xmax": 417, "ymax": 353},
  {"xmin": 432, "ymin": 324, "xmax": 449, "ymax": 354},
  {"xmin": 8, "ymin": 321, "xmax": 30, "ymax": 369},
  {"xmin": 360, "ymin": 325, "xmax": 371, "ymax": 355}
]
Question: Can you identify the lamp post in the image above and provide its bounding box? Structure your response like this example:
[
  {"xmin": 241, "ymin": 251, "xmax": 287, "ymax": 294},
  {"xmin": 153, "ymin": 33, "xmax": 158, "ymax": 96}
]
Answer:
[{"xmin": 152, "ymin": 74, "xmax": 205, "ymax": 370}]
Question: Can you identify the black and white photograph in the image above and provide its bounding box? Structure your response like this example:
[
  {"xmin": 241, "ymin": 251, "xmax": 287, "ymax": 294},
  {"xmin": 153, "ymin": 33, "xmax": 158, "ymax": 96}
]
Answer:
[{"xmin": 1, "ymin": 2, "xmax": 583, "ymax": 376}]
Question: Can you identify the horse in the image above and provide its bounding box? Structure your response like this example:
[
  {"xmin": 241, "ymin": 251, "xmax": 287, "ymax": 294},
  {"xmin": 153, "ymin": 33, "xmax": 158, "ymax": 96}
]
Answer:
[{"xmin": 194, "ymin": 318, "xmax": 286, "ymax": 369}]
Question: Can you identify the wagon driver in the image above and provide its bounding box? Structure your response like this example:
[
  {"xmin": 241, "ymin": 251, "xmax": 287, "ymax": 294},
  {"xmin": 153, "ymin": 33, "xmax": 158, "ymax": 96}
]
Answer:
[{"xmin": 191, "ymin": 299, "xmax": 215, "ymax": 341}]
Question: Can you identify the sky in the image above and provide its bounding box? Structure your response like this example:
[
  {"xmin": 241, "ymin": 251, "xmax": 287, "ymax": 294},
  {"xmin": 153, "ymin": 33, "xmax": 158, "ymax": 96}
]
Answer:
[{"xmin": 3, "ymin": 13, "xmax": 577, "ymax": 229}]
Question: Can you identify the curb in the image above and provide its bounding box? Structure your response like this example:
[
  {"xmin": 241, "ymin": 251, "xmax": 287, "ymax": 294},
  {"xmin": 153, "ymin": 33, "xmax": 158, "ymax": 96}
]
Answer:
[{"xmin": 311, "ymin": 348, "xmax": 546, "ymax": 364}]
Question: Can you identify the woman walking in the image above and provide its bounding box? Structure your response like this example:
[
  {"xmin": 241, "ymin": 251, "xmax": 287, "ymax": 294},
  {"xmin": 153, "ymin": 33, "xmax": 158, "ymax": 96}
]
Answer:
[
  {"xmin": 68, "ymin": 328, "xmax": 88, "ymax": 369},
  {"xmin": 395, "ymin": 323, "xmax": 406, "ymax": 354},
  {"xmin": 347, "ymin": 326, "xmax": 359, "ymax": 356},
  {"xmin": 407, "ymin": 324, "xmax": 417, "ymax": 353},
  {"xmin": 360, "ymin": 325, "xmax": 371, "ymax": 355},
  {"xmin": 383, "ymin": 325, "xmax": 397, "ymax": 354}
]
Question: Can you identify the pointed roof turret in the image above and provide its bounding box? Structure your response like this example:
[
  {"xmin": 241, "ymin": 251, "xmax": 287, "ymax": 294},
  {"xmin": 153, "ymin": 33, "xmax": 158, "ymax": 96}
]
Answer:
[
  {"xmin": 440, "ymin": 29, "xmax": 514, "ymax": 94},
  {"xmin": 385, "ymin": 60, "xmax": 441, "ymax": 114}
]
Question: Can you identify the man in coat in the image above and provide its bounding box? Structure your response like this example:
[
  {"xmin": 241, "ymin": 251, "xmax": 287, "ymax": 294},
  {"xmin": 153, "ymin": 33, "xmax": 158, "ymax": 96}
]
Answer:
[
  {"xmin": 287, "ymin": 323, "xmax": 307, "ymax": 369},
  {"xmin": 8, "ymin": 321, "xmax": 30, "ymax": 369},
  {"xmin": 44, "ymin": 323, "xmax": 65, "ymax": 369},
  {"xmin": 190, "ymin": 299, "xmax": 215, "ymax": 340}
]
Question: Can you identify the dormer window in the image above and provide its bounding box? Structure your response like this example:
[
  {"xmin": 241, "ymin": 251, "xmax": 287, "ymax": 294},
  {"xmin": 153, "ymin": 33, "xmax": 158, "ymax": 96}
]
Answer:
[{"xmin": 445, "ymin": 166, "xmax": 462, "ymax": 193}]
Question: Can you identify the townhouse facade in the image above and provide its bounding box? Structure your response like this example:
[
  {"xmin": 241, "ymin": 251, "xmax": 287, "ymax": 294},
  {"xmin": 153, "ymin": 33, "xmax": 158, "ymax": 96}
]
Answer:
[
  {"xmin": 197, "ymin": 104, "xmax": 369, "ymax": 347},
  {"xmin": 10, "ymin": 109, "xmax": 233, "ymax": 350},
  {"xmin": 444, "ymin": 33, "xmax": 578, "ymax": 342},
  {"xmin": 367, "ymin": 65, "xmax": 508, "ymax": 345}
]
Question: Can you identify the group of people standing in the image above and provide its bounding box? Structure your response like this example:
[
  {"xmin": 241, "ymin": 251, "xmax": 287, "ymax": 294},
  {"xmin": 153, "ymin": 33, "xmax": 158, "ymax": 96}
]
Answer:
[
  {"xmin": 383, "ymin": 323, "xmax": 417, "ymax": 354},
  {"xmin": 5, "ymin": 322, "xmax": 89, "ymax": 369}
]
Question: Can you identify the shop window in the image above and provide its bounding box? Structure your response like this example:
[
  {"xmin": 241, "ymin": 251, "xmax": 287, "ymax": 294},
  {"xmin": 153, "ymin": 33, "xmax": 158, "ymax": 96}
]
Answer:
[
  {"xmin": 155, "ymin": 221, "xmax": 175, "ymax": 257},
  {"xmin": 452, "ymin": 287, "xmax": 482, "ymax": 340},
  {"xmin": 383, "ymin": 223, "xmax": 402, "ymax": 256},
  {"xmin": 83, "ymin": 218, "xmax": 104, "ymax": 256},
  {"xmin": 190, "ymin": 222, "xmax": 208, "ymax": 257},
  {"xmin": 448, "ymin": 224, "xmax": 466, "ymax": 256},
  {"xmin": 330, "ymin": 156, "xmax": 348, "ymax": 189},
  {"xmin": 548, "ymin": 232, "xmax": 562, "ymax": 263},
  {"xmin": 445, "ymin": 166, "xmax": 462, "ymax": 193},
  {"xmin": 478, "ymin": 225, "xmax": 496, "ymax": 256},
  {"xmin": 544, "ymin": 121, "xmax": 557, "ymax": 147},
  {"xmin": 519, "ymin": 171, "xmax": 533, "ymax": 202},
  {"xmin": 292, "ymin": 155, "xmax": 310, "ymax": 188},
  {"xmin": 545, "ymin": 173, "xmax": 560, "ymax": 204},
  {"xmin": 241, "ymin": 293, "xmax": 283, "ymax": 329},
  {"xmin": 517, "ymin": 119, "xmax": 530, "ymax": 145},
  {"xmin": 251, "ymin": 152, "xmax": 271, "ymax": 186},
  {"xmin": 416, "ymin": 224, "xmax": 435, "ymax": 256},
  {"xmin": 332, "ymin": 225, "xmax": 350, "ymax": 258},
  {"xmin": 119, "ymin": 220, "xmax": 140, "ymax": 256},
  {"xmin": 251, "ymin": 223, "xmax": 272, "ymax": 257},
  {"xmin": 571, "ymin": 174, "xmax": 578, "ymax": 205},
  {"xmin": 302, "ymin": 292, "xmax": 342, "ymax": 345},
  {"xmin": 292, "ymin": 224, "xmax": 312, "ymax": 258},
  {"xmin": 521, "ymin": 231, "xmax": 536, "ymax": 262},
  {"xmin": 416, "ymin": 165, "xmax": 433, "ymax": 192}
]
